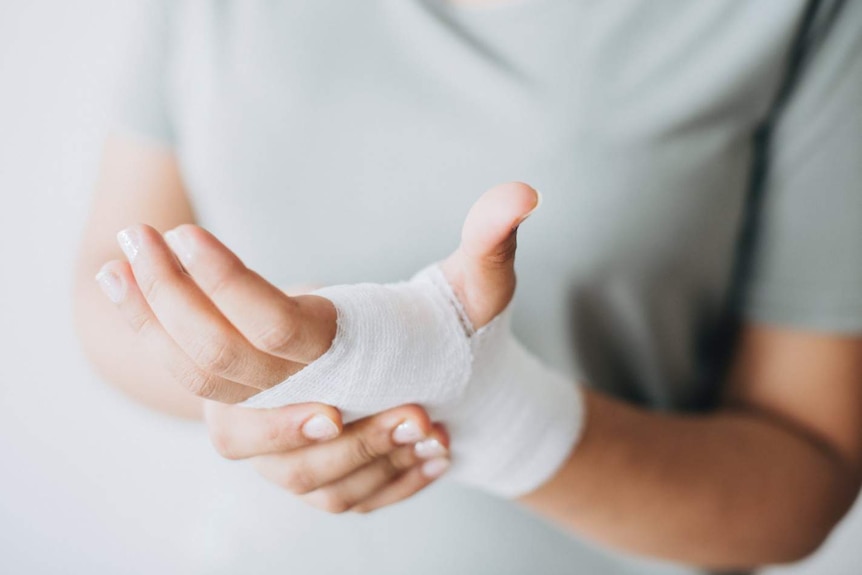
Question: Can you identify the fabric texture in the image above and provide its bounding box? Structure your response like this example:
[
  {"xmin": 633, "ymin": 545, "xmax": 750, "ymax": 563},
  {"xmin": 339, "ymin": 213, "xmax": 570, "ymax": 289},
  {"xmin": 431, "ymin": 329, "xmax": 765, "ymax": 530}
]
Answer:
[{"xmin": 242, "ymin": 266, "xmax": 474, "ymax": 415}]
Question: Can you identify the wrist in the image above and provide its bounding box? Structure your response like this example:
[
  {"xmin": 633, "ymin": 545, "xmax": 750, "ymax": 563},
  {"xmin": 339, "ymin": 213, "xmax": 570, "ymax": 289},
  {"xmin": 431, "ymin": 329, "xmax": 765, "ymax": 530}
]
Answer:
[{"xmin": 439, "ymin": 317, "xmax": 585, "ymax": 497}]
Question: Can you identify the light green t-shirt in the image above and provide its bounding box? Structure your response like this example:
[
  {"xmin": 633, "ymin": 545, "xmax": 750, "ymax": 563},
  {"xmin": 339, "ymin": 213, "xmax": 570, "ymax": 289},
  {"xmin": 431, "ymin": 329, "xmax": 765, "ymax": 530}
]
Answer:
[{"xmin": 112, "ymin": 1, "xmax": 862, "ymax": 573}]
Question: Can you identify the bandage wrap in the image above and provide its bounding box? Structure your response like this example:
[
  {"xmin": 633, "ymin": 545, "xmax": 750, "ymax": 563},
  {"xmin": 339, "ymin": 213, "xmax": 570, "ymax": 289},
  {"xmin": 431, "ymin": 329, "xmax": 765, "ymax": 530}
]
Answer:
[{"xmin": 243, "ymin": 265, "xmax": 584, "ymax": 497}]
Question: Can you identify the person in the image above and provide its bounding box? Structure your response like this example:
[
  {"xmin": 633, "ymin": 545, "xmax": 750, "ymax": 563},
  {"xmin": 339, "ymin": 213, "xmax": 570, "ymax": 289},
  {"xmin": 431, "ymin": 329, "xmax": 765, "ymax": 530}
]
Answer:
[{"xmin": 74, "ymin": 1, "xmax": 862, "ymax": 573}]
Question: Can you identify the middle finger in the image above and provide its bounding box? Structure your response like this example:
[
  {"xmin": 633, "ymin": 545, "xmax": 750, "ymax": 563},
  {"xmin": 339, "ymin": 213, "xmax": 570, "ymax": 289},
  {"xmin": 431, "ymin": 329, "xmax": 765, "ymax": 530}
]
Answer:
[
  {"xmin": 164, "ymin": 224, "xmax": 336, "ymax": 364},
  {"xmin": 252, "ymin": 405, "xmax": 432, "ymax": 494},
  {"xmin": 301, "ymin": 426, "xmax": 449, "ymax": 513},
  {"xmin": 117, "ymin": 224, "xmax": 300, "ymax": 390}
]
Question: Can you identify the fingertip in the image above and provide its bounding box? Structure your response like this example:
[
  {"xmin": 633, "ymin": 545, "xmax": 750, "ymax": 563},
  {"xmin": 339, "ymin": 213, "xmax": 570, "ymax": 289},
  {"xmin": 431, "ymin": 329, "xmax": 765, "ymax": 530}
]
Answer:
[
  {"xmin": 512, "ymin": 183, "xmax": 542, "ymax": 227},
  {"xmin": 320, "ymin": 404, "xmax": 344, "ymax": 430},
  {"xmin": 461, "ymin": 181, "xmax": 540, "ymax": 262},
  {"xmin": 107, "ymin": 259, "xmax": 142, "ymax": 295},
  {"xmin": 117, "ymin": 223, "xmax": 173, "ymax": 264},
  {"xmin": 169, "ymin": 222, "xmax": 202, "ymax": 236},
  {"xmin": 430, "ymin": 422, "xmax": 450, "ymax": 449},
  {"xmin": 384, "ymin": 404, "xmax": 432, "ymax": 433},
  {"xmin": 496, "ymin": 181, "xmax": 541, "ymax": 220},
  {"xmin": 95, "ymin": 260, "xmax": 128, "ymax": 304},
  {"xmin": 95, "ymin": 258, "xmax": 127, "ymax": 278},
  {"xmin": 296, "ymin": 403, "xmax": 343, "ymax": 441},
  {"xmin": 119, "ymin": 222, "xmax": 159, "ymax": 242},
  {"xmin": 420, "ymin": 457, "xmax": 451, "ymax": 479},
  {"xmin": 166, "ymin": 223, "xmax": 209, "ymax": 251},
  {"xmin": 172, "ymin": 224, "xmax": 229, "ymax": 254},
  {"xmin": 388, "ymin": 405, "xmax": 433, "ymax": 446},
  {"xmin": 302, "ymin": 413, "xmax": 342, "ymax": 441}
]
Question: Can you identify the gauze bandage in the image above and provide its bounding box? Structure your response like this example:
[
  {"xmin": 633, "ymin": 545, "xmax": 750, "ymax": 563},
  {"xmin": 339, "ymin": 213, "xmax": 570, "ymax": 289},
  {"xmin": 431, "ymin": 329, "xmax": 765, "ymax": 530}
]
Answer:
[{"xmin": 242, "ymin": 265, "xmax": 584, "ymax": 497}]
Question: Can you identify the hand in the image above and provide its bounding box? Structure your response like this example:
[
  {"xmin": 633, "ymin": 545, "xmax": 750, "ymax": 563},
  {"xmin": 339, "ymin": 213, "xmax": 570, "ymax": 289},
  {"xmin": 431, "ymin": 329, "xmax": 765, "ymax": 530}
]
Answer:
[
  {"xmin": 96, "ymin": 181, "xmax": 540, "ymax": 510},
  {"xmin": 96, "ymin": 222, "xmax": 340, "ymax": 403},
  {"xmin": 95, "ymin": 181, "xmax": 537, "ymax": 403},
  {"xmin": 205, "ymin": 401, "xmax": 451, "ymax": 513}
]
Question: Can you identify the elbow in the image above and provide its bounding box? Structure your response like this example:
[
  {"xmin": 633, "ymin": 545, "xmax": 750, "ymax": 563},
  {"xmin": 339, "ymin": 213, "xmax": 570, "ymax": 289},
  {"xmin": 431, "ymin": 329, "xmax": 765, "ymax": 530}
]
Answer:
[
  {"xmin": 779, "ymin": 492, "xmax": 857, "ymax": 565},
  {"xmin": 696, "ymin": 453, "xmax": 861, "ymax": 572},
  {"xmin": 768, "ymin": 521, "xmax": 838, "ymax": 567},
  {"xmin": 742, "ymin": 471, "xmax": 859, "ymax": 569},
  {"xmin": 713, "ymin": 512, "xmax": 845, "ymax": 572}
]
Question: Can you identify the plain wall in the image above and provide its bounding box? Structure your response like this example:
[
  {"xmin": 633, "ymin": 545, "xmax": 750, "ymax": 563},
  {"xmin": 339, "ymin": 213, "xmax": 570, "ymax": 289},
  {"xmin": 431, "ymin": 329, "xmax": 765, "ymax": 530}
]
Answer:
[{"xmin": 0, "ymin": 2, "xmax": 859, "ymax": 573}]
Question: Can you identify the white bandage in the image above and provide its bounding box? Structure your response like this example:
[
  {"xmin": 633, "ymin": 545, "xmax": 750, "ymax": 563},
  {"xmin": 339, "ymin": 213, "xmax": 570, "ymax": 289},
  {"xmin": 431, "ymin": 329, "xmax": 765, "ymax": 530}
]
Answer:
[{"xmin": 242, "ymin": 265, "xmax": 584, "ymax": 497}]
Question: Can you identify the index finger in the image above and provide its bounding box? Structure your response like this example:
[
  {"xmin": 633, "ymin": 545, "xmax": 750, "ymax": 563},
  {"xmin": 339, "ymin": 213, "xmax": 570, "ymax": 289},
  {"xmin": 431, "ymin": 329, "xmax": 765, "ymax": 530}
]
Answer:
[
  {"xmin": 164, "ymin": 224, "xmax": 336, "ymax": 364},
  {"xmin": 205, "ymin": 401, "xmax": 343, "ymax": 460}
]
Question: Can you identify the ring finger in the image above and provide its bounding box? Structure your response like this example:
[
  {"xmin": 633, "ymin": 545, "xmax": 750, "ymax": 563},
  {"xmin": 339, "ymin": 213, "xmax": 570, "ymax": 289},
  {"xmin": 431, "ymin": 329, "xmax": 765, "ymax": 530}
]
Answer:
[
  {"xmin": 301, "ymin": 426, "xmax": 449, "ymax": 513},
  {"xmin": 251, "ymin": 405, "xmax": 431, "ymax": 494},
  {"xmin": 116, "ymin": 224, "xmax": 300, "ymax": 389},
  {"xmin": 97, "ymin": 259, "xmax": 259, "ymax": 403}
]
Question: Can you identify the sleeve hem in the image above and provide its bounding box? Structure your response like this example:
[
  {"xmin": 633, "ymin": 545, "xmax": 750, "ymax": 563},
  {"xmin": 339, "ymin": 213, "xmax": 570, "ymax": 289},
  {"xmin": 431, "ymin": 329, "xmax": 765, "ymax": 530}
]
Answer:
[{"xmin": 739, "ymin": 287, "xmax": 862, "ymax": 335}]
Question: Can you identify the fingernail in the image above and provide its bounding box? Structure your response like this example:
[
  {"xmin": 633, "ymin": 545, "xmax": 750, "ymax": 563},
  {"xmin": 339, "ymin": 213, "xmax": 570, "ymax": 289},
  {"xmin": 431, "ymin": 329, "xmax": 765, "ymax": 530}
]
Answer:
[
  {"xmin": 164, "ymin": 228, "xmax": 194, "ymax": 264},
  {"xmin": 117, "ymin": 228, "xmax": 141, "ymax": 262},
  {"xmin": 95, "ymin": 268, "xmax": 125, "ymax": 303},
  {"xmin": 414, "ymin": 438, "xmax": 447, "ymax": 459},
  {"xmin": 514, "ymin": 189, "xmax": 543, "ymax": 228},
  {"xmin": 421, "ymin": 457, "xmax": 450, "ymax": 479},
  {"xmin": 302, "ymin": 415, "xmax": 339, "ymax": 441},
  {"xmin": 392, "ymin": 420, "xmax": 425, "ymax": 445}
]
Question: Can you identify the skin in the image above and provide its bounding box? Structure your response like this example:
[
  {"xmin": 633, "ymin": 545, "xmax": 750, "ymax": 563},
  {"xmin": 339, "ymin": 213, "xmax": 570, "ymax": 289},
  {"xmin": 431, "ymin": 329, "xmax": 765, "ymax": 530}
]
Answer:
[{"xmin": 75, "ymin": 134, "xmax": 862, "ymax": 570}]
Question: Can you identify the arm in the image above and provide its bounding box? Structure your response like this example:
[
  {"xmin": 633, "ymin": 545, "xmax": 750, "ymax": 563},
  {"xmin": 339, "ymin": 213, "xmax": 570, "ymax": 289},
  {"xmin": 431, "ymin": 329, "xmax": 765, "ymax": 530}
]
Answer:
[
  {"xmin": 73, "ymin": 133, "xmax": 202, "ymax": 419},
  {"xmin": 75, "ymin": 142, "xmax": 448, "ymax": 507},
  {"xmin": 521, "ymin": 326, "xmax": 862, "ymax": 570},
  {"xmin": 89, "ymin": 177, "xmax": 862, "ymax": 565}
]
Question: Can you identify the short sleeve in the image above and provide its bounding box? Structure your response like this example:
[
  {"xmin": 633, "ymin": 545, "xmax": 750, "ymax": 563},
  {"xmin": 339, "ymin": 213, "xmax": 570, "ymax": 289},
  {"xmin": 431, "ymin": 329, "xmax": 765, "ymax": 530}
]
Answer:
[
  {"xmin": 110, "ymin": 0, "xmax": 175, "ymax": 146},
  {"xmin": 738, "ymin": 1, "xmax": 862, "ymax": 334}
]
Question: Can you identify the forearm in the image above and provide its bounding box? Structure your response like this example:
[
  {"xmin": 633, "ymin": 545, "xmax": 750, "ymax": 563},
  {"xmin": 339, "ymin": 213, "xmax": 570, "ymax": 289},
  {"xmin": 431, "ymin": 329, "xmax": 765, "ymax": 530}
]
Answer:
[
  {"xmin": 73, "ymin": 260, "xmax": 203, "ymax": 420},
  {"xmin": 520, "ymin": 388, "xmax": 860, "ymax": 570},
  {"xmin": 74, "ymin": 135, "xmax": 203, "ymax": 419}
]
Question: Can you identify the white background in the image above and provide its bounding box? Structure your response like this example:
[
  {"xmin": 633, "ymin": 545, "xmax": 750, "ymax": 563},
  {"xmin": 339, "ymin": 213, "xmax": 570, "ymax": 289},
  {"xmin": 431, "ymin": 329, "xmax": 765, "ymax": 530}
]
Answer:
[{"xmin": 0, "ymin": 2, "xmax": 860, "ymax": 573}]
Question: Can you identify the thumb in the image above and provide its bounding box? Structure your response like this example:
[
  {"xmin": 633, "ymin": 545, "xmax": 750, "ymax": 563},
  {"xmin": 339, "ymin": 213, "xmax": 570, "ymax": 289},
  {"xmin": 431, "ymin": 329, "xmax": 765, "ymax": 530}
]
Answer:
[{"xmin": 440, "ymin": 182, "xmax": 541, "ymax": 329}]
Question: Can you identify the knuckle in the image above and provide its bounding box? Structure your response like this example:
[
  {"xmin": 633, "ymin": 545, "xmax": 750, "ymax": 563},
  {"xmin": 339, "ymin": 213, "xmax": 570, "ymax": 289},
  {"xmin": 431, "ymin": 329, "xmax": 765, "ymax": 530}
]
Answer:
[
  {"xmin": 127, "ymin": 309, "xmax": 154, "ymax": 335},
  {"xmin": 351, "ymin": 433, "xmax": 382, "ymax": 466},
  {"xmin": 387, "ymin": 447, "xmax": 417, "ymax": 472},
  {"xmin": 138, "ymin": 274, "xmax": 164, "ymax": 305},
  {"xmin": 178, "ymin": 367, "xmax": 221, "ymax": 399},
  {"xmin": 315, "ymin": 490, "xmax": 351, "ymax": 514},
  {"xmin": 262, "ymin": 417, "xmax": 284, "ymax": 444},
  {"xmin": 280, "ymin": 465, "xmax": 319, "ymax": 495},
  {"xmin": 209, "ymin": 427, "xmax": 239, "ymax": 460},
  {"xmin": 487, "ymin": 235, "xmax": 518, "ymax": 267},
  {"xmin": 191, "ymin": 337, "xmax": 238, "ymax": 374},
  {"xmin": 206, "ymin": 259, "xmax": 247, "ymax": 299},
  {"xmin": 250, "ymin": 314, "xmax": 299, "ymax": 355}
]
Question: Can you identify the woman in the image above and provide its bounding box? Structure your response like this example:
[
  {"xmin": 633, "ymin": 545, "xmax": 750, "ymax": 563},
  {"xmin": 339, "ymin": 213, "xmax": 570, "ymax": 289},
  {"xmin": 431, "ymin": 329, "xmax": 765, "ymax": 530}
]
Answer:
[{"xmin": 74, "ymin": 0, "xmax": 862, "ymax": 573}]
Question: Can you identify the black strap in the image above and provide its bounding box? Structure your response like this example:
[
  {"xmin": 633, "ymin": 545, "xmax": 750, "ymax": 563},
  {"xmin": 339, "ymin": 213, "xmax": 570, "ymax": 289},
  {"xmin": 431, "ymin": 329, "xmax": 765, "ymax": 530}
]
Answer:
[{"xmin": 696, "ymin": 0, "xmax": 847, "ymax": 413}]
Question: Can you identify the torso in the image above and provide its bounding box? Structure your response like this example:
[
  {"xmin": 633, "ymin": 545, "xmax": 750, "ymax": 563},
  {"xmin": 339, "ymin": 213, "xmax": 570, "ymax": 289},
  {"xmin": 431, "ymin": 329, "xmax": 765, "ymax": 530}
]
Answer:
[{"xmin": 162, "ymin": 1, "xmax": 807, "ymax": 572}]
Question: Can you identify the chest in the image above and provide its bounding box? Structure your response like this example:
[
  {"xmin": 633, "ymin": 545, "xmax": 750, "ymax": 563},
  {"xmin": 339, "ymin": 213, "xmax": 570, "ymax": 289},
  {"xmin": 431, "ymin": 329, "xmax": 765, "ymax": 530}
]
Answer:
[{"xmin": 167, "ymin": 0, "xmax": 803, "ymax": 285}]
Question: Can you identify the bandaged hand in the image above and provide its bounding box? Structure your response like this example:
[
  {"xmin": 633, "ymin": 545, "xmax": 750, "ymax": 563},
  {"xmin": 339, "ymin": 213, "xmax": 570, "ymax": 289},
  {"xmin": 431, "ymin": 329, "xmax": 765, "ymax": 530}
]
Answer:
[
  {"xmin": 98, "ymin": 182, "xmax": 583, "ymax": 498},
  {"xmin": 243, "ymin": 182, "xmax": 583, "ymax": 495}
]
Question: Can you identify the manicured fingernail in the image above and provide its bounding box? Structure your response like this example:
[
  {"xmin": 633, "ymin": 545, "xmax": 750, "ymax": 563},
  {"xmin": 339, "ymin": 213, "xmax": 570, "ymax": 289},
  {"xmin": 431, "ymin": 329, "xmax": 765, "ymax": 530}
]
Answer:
[
  {"xmin": 164, "ymin": 228, "xmax": 193, "ymax": 264},
  {"xmin": 421, "ymin": 457, "xmax": 450, "ymax": 479},
  {"xmin": 117, "ymin": 228, "xmax": 141, "ymax": 262},
  {"xmin": 514, "ymin": 189, "xmax": 543, "ymax": 228},
  {"xmin": 414, "ymin": 438, "xmax": 447, "ymax": 459},
  {"xmin": 392, "ymin": 420, "xmax": 425, "ymax": 444},
  {"xmin": 95, "ymin": 268, "xmax": 125, "ymax": 303},
  {"xmin": 302, "ymin": 415, "xmax": 339, "ymax": 441}
]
